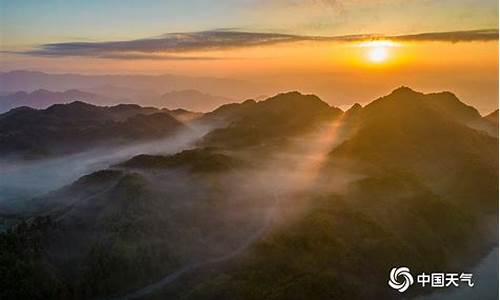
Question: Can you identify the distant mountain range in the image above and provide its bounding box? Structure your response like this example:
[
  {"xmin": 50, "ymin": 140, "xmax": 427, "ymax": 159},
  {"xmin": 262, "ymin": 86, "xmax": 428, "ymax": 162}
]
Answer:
[
  {"xmin": 0, "ymin": 87, "xmax": 498, "ymax": 300},
  {"xmin": 0, "ymin": 87, "xmax": 236, "ymax": 113},
  {"xmin": 84, "ymin": 84, "xmax": 161, "ymax": 102},
  {"xmin": 1, "ymin": 87, "xmax": 497, "ymax": 158},
  {"xmin": 0, "ymin": 70, "xmax": 260, "ymax": 99},
  {"xmin": 156, "ymin": 89, "xmax": 233, "ymax": 112},
  {"xmin": 0, "ymin": 89, "xmax": 118, "ymax": 112}
]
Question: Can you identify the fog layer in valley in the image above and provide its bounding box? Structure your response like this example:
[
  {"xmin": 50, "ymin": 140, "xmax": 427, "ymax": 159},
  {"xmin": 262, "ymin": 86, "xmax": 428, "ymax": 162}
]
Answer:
[
  {"xmin": 0, "ymin": 125, "xmax": 211, "ymax": 214},
  {"xmin": 1, "ymin": 88, "xmax": 497, "ymax": 300},
  {"xmin": 117, "ymin": 119, "xmax": 360, "ymax": 299}
]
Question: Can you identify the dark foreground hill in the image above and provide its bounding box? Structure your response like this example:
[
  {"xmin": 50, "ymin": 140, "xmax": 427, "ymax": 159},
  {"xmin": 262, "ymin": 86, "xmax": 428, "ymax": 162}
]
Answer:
[
  {"xmin": 155, "ymin": 87, "xmax": 497, "ymax": 300},
  {"xmin": 0, "ymin": 102, "xmax": 188, "ymax": 158},
  {"xmin": 200, "ymin": 91, "xmax": 343, "ymax": 148},
  {"xmin": 119, "ymin": 147, "xmax": 240, "ymax": 173},
  {"xmin": 332, "ymin": 87, "xmax": 498, "ymax": 209},
  {"xmin": 485, "ymin": 109, "xmax": 499, "ymax": 124},
  {"xmin": 0, "ymin": 88, "xmax": 497, "ymax": 300}
]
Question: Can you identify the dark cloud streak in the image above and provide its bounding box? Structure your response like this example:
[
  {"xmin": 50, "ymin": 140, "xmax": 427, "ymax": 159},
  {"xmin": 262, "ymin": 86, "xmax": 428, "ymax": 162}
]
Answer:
[
  {"xmin": 390, "ymin": 29, "xmax": 499, "ymax": 42},
  {"xmin": 14, "ymin": 29, "xmax": 499, "ymax": 60}
]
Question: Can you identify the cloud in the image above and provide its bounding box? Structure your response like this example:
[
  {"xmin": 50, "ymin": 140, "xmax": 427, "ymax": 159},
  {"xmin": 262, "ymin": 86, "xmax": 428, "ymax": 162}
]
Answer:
[
  {"xmin": 13, "ymin": 29, "xmax": 499, "ymax": 60},
  {"xmin": 390, "ymin": 29, "xmax": 499, "ymax": 42},
  {"xmin": 17, "ymin": 31, "xmax": 304, "ymax": 60}
]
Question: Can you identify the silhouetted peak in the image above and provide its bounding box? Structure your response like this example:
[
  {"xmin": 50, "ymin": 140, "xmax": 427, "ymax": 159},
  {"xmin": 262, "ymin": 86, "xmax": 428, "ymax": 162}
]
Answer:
[
  {"xmin": 423, "ymin": 91, "xmax": 481, "ymax": 122},
  {"xmin": 250, "ymin": 92, "xmax": 333, "ymax": 118},
  {"xmin": 285, "ymin": 91, "xmax": 302, "ymax": 96},
  {"xmin": 265, "ymin": 91, "xmax": 325, "ymax": 105},
  {"xmin": 9, "ymin": 106, "xmax": 36, "ymax": 112},
  {"xmin": 65, "ymin": 100, "xmax": 96, "ymax": 108},
  {"xmin": 486, "ymin": 109, "xmax": 499, "ymax": 118},
  {"xmin": 242, "ymin": 99, "xmax": 257, "ymax": 105},
  {"xmin": 484, "ymin": 109, "xmax": 499, "ymax": 123},
  {"xmin": 12, "ymin": 91, "xmax": 29, "ymax": 97},
  {"xmin": 1, "ymin": 106, "xmax": 36, "ymax": 118},
  {"xmin": 110, "ymin": 103, "xmax": 142, "ymax": 110},
  {"xmin": 347, "ymin": 103, "xmax": 362, "ymax": 112},
  {"xmin": 31, "ymin": 89, "xmax": 53, "ymax": 96},
  {"xmin": 427, "ymin": 90, "xmax": 460, "ymax": 100},
  {"xmin": 74, "ymin": 169, "xmax": 123, "ymax": 186},
  {"xmin": 390, "ymin": 86, "xmax": 423, "ymax": 97},
  {"xmin": 46, "ymin": 101, "xmax": 97, "ymax": 113},
  {"xmin": 118, "ymin": 147, "xmax": 237, "ymax": 172},
  {"xmin": 63, "ymin": 89, "xmax": 90, "ymax": 96},
  {"xmin": 124, "ymin": 112, "xmax": 182, "ymax": 126},
  {"xmin": 273, "ymin": 91, "xmax": 304, "ymax": 98},
  {"xmin": 170, "ymin": 108, "xmax": 192, "ymax": 113}
]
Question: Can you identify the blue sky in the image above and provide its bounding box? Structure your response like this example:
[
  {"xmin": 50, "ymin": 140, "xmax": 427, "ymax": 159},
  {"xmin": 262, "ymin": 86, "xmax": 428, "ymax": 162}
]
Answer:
[
  {"xmin": 1, "ymin": 1, "xmax": 249, "ymax": 47},
  {"xmin": 1, "ymin": 0, "xmax": 498, "ymax": 49}
]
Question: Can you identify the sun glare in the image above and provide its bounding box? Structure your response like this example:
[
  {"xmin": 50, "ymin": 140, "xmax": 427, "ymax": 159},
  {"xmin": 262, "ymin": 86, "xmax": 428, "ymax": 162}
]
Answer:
[
  {"xmin": 368, "ymin": 47, "xmax": 388, "ymax": 63},
  {"xmin": 356, "ymin": 40, "xmax": 398, "ymax": 64}
]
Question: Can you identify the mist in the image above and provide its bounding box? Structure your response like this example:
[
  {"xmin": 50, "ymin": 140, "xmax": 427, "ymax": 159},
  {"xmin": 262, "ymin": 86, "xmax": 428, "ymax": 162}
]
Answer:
[
  {"xmin": 0, "ymin": 124, "xmax": 213, "ymax": 214},
  {"xmin": 113, "ymin": 119, "xmax": 363, "ymax": 298}
]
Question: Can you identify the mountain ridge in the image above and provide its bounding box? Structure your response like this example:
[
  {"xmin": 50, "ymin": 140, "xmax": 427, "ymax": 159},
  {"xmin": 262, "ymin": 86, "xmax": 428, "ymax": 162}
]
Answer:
[
  {"xmin": 0, "ymin": 88, "xmax": 118, "ymax": 113},
  {"xmin": 0, "ymin": 86, "xmax": 497, "ymax": 299},
  {"xmin": 0, "ymin": 101, "xmax": 188, "ymax": 158},
  {"xmin": 0, "ymin": 70, "xmax": 260, "ymax": 100}
]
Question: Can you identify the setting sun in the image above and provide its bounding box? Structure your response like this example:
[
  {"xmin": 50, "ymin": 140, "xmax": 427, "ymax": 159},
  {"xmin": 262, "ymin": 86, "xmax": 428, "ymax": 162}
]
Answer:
[
  {"xmin": 368, "ymin": 47, "xmax": 389, "ymax": 63},
  {"xmin": 357, "ymin": 40, "xmax": 397, "ymax": 63}
]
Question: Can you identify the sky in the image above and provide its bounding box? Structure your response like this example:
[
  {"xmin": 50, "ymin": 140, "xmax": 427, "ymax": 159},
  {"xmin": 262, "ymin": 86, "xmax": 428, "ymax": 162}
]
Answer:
[{"xmin": 0, "ymin": 0, "xmax": 498, "ymax": 113}]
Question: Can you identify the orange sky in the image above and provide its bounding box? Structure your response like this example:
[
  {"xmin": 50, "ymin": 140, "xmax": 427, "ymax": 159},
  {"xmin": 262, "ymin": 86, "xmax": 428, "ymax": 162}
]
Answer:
[{"xmin": 1, "ymin": 39, "xmax": 498, "ymax": 113}]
